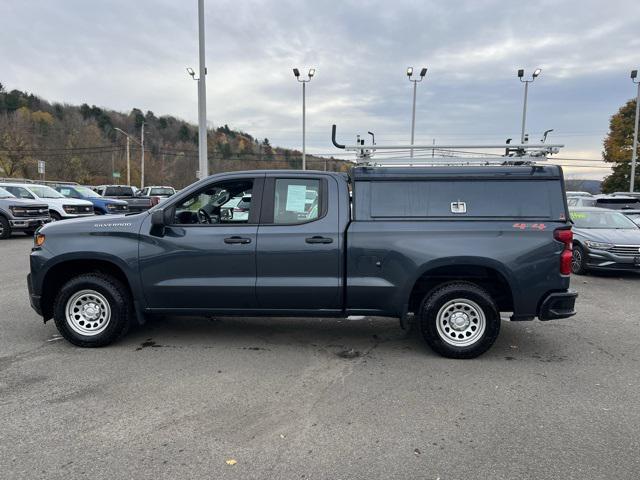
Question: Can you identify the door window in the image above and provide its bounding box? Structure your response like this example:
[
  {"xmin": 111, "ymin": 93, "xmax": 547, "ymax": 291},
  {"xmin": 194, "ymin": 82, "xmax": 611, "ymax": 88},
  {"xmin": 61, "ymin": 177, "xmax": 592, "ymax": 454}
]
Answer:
[
  {"xmin": 273, "ymin": 179, "xmax": 321, "ymax": 224},
  {"xmin": 172, "ymin": 179, "xmax": 254, "ymax": 225}
]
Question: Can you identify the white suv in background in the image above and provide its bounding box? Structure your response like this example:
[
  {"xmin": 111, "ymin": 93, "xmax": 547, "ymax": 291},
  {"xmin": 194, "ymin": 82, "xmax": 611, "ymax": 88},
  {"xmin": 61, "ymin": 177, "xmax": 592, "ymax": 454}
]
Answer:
[{"xmin": 1, "ymin": 183, "xmax": 94, "ymax": 221}]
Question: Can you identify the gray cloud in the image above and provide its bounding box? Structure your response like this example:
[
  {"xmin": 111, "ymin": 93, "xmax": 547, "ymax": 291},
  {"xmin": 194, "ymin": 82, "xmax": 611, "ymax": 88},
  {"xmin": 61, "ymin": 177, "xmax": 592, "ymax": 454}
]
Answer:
[{"xmin": 2, "ymin": 0, "xmax": 639, "ymax": 178}]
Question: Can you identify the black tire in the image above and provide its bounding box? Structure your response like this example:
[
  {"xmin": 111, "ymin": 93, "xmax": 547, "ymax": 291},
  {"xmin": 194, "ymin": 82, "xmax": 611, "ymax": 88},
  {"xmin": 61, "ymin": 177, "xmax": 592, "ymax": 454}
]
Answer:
[
  {"xmin": 571, "ymin": 244, "xmax": 588, "ymax": 275},
  {"xmin": 24, "ymin": 229, "xmax": 36, "ymax": 236},
  {"xmin": 0, "ymin": 216, "xmax": 11, "ymax": 239},
  {"xmin": 50, "ymin": 210, "xmax": 62, "ymax": 221},
  {"xmin": 52, "ymin": 273, "xmax": 132, "ymax": 347},
  {"xmin": 419, "ymin": 282, "xmax": 500, "ymax": 359}
]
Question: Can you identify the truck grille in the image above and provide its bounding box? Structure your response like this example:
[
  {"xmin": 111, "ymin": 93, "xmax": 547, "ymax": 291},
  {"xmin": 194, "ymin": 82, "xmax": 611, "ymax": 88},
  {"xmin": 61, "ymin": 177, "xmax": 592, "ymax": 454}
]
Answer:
[
  {"xmin": 14, "ymin": 206, "xmax": 49, "ymax": 218},
  {"xmin": 610, "ymin": 245, "xmax": 640, "ymax": 257}
]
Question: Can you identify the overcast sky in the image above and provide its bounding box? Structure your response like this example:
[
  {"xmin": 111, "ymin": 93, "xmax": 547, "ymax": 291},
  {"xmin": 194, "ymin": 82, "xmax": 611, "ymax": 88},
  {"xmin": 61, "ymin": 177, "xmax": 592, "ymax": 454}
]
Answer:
[{"xmin": 2, "ymin": 0, "xmax": 639, "ymax": 179}]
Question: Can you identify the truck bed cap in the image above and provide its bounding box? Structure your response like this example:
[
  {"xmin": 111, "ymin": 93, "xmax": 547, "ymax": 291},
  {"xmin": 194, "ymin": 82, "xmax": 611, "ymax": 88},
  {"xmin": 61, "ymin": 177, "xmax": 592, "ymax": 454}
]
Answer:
[{"xmin": 351, "ymin": 164, "xmax": 563, "ymax": 181}]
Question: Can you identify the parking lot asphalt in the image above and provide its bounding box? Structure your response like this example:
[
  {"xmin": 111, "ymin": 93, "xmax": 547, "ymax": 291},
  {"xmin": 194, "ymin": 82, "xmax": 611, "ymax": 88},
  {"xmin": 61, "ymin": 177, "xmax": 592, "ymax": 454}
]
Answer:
[{"xmin": 1, "ymin": 235, "xmax": 639, "ymax": 480}]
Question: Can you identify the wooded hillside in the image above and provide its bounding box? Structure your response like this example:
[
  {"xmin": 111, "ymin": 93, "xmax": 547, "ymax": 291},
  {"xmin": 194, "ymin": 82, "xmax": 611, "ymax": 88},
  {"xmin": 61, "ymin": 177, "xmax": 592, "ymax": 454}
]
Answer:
[{"xmin": 0, "ymin": 83, "xmax": 347, "ymax": 188}]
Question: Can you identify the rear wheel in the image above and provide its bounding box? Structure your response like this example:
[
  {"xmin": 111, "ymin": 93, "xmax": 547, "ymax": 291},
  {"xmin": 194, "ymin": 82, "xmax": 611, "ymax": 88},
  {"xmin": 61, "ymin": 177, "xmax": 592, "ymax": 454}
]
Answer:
[
  {"xmin": 419, "ymin": 282, "xmax": 500, "ymax": 359},
  {"xmin": 571, "ymin": 245, "xmax": 588, "ymax": 275},
  {"xmin": 53, "ymin": 273, "xmax": 132, "ymax": 347},
  {"xmin": 0, "ymin": 216, "xmax": 11, "ymax": 239}
]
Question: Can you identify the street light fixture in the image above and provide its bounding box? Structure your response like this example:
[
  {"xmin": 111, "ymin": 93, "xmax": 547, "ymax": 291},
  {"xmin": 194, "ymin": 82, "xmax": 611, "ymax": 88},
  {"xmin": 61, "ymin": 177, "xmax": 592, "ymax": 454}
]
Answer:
[
  {"xmin": 630, "ymin": 69, "xmax": 640, "ymax": 192},
  {"xmin": 517, "ymin": 68, "xmax": 542, "ymax": 144},
  {"xmin": 407, "ymin": 66, "xmax": 428, "ymax": 158},
  {"xmin": 292, "ymin": 67, "xmax": 316, "ymax": 170}
]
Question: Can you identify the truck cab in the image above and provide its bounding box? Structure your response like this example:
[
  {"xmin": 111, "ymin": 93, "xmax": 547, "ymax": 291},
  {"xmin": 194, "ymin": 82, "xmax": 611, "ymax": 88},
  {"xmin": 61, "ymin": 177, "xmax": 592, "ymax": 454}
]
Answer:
[{"xmin": 28, "ymin": 166, "xmax": 576, "ymax": 358}]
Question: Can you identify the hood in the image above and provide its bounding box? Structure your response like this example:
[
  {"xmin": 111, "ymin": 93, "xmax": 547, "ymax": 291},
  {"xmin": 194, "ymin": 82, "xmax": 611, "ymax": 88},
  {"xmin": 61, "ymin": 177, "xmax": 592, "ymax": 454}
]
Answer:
[
  {"xmin": 1, "ymin": 198, "xmax": 48, "ymax": 208},
  {"xmin": 58, "ymin": 198, "xmax": 94, "ymax": 206},
  {"xmin": 40, "ymin": 210, "xmax": 147, "ymax": 235},
  {"xmin": 574, "ymin": 227, "xmax": 640, "ymax": 245}
]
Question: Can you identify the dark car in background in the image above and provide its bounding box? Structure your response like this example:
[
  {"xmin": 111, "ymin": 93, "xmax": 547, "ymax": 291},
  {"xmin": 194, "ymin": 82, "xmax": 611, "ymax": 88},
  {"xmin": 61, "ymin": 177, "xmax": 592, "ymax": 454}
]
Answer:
[
  {"xmin": 93, "ymin": 185, "xmax": 158, "ymax": 213},
  {"xmin": 54, "ymin": 185, "xmax": 128, "ymax": 215},
  {"xmin": 570, "ymin": 207, "xmax": 640, "ymax": 274}
]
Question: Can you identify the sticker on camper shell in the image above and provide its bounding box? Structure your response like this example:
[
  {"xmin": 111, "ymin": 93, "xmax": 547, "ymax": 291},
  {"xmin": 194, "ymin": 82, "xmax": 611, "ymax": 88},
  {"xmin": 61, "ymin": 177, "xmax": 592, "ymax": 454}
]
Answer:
[{"xmin": 512, "ymin": 223, "xmax": 547, "ymax": 230}]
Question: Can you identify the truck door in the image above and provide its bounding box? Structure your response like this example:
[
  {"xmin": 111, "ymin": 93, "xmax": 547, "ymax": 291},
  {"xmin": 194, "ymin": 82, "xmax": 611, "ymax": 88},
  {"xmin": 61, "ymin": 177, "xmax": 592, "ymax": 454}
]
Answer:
[
  {"xmin": 256, "ymin": 175, "xmax": 342, "ymax": 311},
  {"xmin": 139, "ymin": 176, "xmax": 263, "ymax": 310}
]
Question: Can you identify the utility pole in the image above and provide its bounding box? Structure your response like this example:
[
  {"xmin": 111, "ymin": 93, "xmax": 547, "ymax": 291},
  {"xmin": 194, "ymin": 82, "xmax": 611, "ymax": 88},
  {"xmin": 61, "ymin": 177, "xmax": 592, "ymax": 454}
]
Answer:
[
  {"xmin": 406, "ymin": 67, "xmax": 427, "ymax": 158},
  {"xmin": 517, "ymin": 68, "xmax": 541, "ymax": 144},
  {"xmin": 140, "ymin": 121, "xmax": 145, "ymax": 188},
  {"xmin": 630, "ymin": 70, "xmax": 639, "ymax": 192},
  {"xmin": 114, "ymin": 128, "xmax": 137, "ymax": 186},
  {"xmin": 125, "ymin": 135, "xmax": 130, "ymax": 186}
]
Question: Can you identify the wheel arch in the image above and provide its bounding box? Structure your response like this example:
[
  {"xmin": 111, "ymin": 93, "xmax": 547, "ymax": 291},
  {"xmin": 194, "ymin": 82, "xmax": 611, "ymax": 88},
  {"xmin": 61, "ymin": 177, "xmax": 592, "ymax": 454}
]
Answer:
[
  {"xmin": 40, "ymin": 255, "xmax": 136, "ymax": 320},
  {"xmin": 405, "ymin": 257, "xmax": 516, "ymax": 314}
]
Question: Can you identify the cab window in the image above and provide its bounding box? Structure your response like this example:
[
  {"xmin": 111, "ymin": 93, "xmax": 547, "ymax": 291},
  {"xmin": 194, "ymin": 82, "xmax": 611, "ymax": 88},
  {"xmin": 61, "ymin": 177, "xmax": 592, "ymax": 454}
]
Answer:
[
  {"xmin": 273, "ymin": 179, "xmax": 321, "ymax": 224},
  {"xmin": 172, "ymin": 179, "xmax": 254, "ymax": 225}
]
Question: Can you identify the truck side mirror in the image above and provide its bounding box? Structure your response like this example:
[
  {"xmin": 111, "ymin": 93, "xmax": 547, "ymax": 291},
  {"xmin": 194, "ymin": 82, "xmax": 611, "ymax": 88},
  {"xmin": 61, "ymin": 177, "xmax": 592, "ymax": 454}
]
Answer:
[{"xmin": 151, "ymin": 209, "xmax": 165, "ymax": 227}]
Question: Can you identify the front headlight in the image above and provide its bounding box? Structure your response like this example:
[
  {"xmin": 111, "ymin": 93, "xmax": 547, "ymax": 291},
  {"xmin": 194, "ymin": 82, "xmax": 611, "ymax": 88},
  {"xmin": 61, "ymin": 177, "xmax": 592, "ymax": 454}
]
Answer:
[
  {"xmin": 585, "ymin": 240, "xmax": 613, "ymax": 250},
  {"xmin": 9, "ymin": 206, "xmax": 28, "ymax": 216},
  {"xmin": 106, "ymin": 203, "xmax": 117, "ymax": 210},
  {"xmin": 62, "ymin": 205, "xmax": 77, "ymax": 214}
]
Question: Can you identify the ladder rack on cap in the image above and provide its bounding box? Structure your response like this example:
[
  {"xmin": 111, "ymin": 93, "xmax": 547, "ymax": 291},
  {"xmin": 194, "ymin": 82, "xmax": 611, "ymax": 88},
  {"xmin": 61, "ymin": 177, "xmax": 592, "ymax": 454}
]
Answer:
[{"xmin": 330, "ymin": 124, "xmax": 565, "ymax": 167}]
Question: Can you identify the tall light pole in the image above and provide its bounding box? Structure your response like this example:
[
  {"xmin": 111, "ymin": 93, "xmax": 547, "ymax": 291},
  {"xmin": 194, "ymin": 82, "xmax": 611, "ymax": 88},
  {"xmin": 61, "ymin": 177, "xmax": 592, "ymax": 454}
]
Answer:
[
  {"xmin": 517, "ymin": 68, "xmax": 541, "ymax": 144},
  {"xmin": 114, "ymin": 127, "xmax": 142, "ymax": 187},
  {"xmin": 407, "ymin": 67, "xmax": 427, "ymax": 158},
  {"xmin": 186, "ymin": 0, "xmax": 208, "ymax": 180},
  {"xmin": 293, "ymin": 67, "xmax": 315, "ymax": 170},
  {"xmin": 630, "ymin": 69, "xmax": 639, "ymax": 193}
]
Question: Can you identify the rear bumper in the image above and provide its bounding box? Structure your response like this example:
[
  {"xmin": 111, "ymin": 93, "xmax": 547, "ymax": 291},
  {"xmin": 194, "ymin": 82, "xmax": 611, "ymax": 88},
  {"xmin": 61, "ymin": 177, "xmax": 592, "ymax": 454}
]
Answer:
[{"xmin": 538, "ymin": 290, "xmax": 578, "ymax": 320}]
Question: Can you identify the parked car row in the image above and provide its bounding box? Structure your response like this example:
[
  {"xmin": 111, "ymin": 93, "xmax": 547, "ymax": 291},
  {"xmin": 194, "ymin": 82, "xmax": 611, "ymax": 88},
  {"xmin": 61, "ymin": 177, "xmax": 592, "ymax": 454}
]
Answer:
[
  {"xmin": 0, "ymin": 180, "xmax": 177, "ymax": 239},
  {"xmin": 568, "ymin": 192, "xmax": 640, "ymax": 275}
]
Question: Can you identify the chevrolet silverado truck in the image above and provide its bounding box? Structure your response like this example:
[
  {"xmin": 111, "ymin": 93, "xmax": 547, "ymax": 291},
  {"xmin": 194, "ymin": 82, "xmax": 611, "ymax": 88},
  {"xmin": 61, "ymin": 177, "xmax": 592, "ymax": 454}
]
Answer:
[
  {"xmin": 0, "ymin": 186, "xmax": 50, "ymax": 238},
  {"xmin": 28, "ymin": 166, "xmax": 577, "ymax": 358}
]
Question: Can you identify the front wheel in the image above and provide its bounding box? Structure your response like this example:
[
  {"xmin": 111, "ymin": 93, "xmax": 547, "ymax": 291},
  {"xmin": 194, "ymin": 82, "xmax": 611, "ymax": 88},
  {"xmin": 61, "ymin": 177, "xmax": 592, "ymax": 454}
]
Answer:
[
  {"xmin": 50, "ymin": 210, "xmax": 62, "ymax": 221},
  {"xmin": 0, "ymin": 216, "xmax": 11, "ymax": 239},
  {"xmin": 52, "ymin": 273, "xmax": 132, "ymax": 347},
  {"xmin": 419, "ymin": 282, "xmax": 500, "ymax": 359}
]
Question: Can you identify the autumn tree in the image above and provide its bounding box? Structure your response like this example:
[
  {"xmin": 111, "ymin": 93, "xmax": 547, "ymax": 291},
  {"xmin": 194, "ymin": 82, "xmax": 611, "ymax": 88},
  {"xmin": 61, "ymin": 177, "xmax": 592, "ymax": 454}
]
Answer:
[{"xmin": 601, "ymin": 99, "xmax": 639, "ymax": 193}]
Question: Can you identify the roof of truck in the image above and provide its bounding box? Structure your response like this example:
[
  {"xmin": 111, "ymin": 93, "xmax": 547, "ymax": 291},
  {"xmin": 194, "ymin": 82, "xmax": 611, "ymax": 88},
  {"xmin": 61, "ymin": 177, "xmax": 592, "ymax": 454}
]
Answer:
[{"xmin": 350, "ymin": 164, "xmax": 563, "ymax": 181}]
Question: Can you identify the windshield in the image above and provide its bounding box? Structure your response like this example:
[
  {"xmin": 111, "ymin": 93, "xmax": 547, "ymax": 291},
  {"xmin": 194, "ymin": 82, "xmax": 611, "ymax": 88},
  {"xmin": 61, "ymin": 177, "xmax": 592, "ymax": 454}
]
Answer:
[
  {"xmin": 571, "ymin": 210, "xmax": 639, "ymax": 229},
  {"xmin": 0, "ymin": 187, "xmax": 15, "ymax": 198},
  {"xmin": 30, "ymin": 185, "xmax": 65, "ymax": 199},
  {"xmin": 75, "ymin": 186, "xmax": 101, "ymax": 198},
  {"xmin": 150, "ymin": 187, "xmax": 174, "ymax": 196}
]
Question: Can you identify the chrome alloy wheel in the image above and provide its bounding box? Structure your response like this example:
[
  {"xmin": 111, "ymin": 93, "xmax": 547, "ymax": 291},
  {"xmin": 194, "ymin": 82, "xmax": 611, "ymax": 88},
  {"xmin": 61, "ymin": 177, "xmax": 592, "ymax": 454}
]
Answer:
[
  {"xmin": 65, "ymin": 289, "xmax": 111, "ymax": 336},
  {"xmin": 571, "ymin": 248, "xmax": 582, "ymax": 272},
  {"xmin": 436, "ymin": 299, "xmax": 486, "ymax": 347}
]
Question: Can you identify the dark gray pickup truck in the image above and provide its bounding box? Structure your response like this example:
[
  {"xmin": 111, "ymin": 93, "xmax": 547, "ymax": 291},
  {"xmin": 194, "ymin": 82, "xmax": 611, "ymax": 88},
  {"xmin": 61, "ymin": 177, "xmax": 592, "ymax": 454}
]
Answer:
[
  {"xmin": 28, "ymin": 166, "xmax": 577, "ymax": 358},
  {"xmin": 93, "ymin": 185, "xmax": 157, "ymax": 212}
]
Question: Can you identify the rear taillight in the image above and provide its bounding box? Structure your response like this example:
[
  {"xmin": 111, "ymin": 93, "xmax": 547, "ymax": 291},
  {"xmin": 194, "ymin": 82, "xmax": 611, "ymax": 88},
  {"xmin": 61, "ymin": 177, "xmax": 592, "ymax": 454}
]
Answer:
[{"xmin": 554, "ymin": 228, "xmax": 573, "ymax": 275}]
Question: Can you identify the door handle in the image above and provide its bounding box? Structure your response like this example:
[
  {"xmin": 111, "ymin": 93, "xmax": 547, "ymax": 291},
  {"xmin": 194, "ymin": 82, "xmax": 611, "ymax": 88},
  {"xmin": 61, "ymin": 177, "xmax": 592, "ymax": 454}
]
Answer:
[
  {"xmin": 305, "ymin": 236, "xmax": 333, "ymax": 244},
  {"xmin": 224, "ymin": 236, "xmax": 252, "ymax": 244}
]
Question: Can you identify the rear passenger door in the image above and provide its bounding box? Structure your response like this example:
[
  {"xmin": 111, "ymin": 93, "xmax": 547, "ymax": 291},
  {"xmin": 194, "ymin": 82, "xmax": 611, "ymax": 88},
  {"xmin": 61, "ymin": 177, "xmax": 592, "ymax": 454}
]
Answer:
[{"xmin": 256, "ymin": 175, "xmax": 342, "ymax": 311}]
